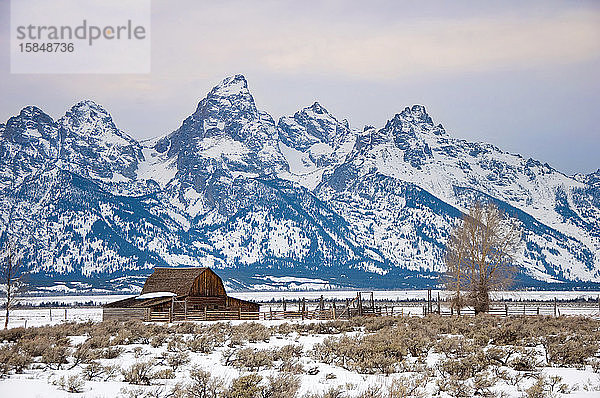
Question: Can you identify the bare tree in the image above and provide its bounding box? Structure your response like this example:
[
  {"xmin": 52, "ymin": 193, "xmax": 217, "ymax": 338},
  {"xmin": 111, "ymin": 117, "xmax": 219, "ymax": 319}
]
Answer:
[
  {"xmin": 1, "ymin": 238, "xmax": 25, "ymax": 329},
  {"xmin": 444, "ymin": 202, "xmax": 521, "ymax": 314}
]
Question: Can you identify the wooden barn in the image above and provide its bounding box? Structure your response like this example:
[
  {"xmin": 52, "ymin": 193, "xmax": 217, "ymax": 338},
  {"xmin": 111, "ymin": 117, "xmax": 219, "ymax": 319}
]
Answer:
[{"xmin": 103, "ymin": 267, "xmax": 260, "ymax": 322}]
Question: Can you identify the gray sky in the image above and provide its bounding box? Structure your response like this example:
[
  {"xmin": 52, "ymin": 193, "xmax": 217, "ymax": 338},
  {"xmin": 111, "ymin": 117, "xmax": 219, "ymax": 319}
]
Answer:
[{"xmin": 1, "ymin": 0, "xmax": 599, "ymax": 174}]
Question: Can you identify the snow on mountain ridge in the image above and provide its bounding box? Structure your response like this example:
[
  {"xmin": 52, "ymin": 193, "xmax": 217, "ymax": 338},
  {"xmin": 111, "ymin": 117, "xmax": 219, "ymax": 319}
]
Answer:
[{"xmin": 0, "ymin": 75, "xmax": 598, "ymax": 289}]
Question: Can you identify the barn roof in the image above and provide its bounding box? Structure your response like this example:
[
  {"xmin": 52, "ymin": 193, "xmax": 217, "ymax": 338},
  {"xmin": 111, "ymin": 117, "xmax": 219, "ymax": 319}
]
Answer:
[
  {"xmin": 141, "ymin": 267, "xmax": 209, "ymax": 297},
  {"xmin": 103, "ymin": 295, "xmax": 173, "ymax": 309}
]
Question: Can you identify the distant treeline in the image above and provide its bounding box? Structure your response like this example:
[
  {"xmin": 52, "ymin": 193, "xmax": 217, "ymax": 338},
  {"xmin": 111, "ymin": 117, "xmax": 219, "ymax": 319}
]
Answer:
[{"xmin": 1, "ymin": 300, "xmax": 101, "ymax": 309}]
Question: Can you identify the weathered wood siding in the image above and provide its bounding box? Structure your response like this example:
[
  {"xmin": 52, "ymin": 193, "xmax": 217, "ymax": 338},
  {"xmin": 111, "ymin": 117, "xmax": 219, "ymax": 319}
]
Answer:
[
  {"xmin": 103, "ymin": 307, "xmax": 148, "ymax": 322},
  {"xmin": 190, "ymin": 268, "xmax": 226, "ymax": 297},
  {"xmin": 226, "ymin": 296, "xmax": 260, "ymax": 312},
  {"xmin": 185, "ymin": 296, "xmax": 258, "ymax": 312}
]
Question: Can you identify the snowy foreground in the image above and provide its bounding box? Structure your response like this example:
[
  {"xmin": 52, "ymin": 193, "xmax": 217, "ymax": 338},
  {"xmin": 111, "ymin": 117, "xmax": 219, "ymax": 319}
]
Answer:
[{"xmin": 0, "ymin": 315, "xmax": 600, "ymax": 398}]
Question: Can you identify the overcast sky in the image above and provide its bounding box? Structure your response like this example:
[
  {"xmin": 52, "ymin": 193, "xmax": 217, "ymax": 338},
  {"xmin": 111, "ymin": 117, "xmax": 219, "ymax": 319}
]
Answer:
[{"xmin": 1, "ymin": 0, "xmax": 599, "ymax": 174}]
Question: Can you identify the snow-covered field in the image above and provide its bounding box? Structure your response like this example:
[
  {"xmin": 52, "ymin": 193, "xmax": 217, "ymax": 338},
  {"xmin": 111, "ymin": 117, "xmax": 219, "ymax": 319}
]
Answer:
[{"xmin": 4, "ymin": 290, "xmax": 599, "ymax": 329}]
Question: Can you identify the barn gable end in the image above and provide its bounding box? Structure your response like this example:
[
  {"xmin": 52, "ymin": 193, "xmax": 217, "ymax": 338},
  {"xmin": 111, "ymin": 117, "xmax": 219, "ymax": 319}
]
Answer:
[{"xmin": 141, "ymin": 267, "xmax": 225, "ymax": 297}]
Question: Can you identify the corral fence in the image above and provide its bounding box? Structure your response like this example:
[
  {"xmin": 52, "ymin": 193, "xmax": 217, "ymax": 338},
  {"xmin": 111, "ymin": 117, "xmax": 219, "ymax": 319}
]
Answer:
[{"xmin": 149, "ymin": 308, "xmax": 261, "ymax": 322}]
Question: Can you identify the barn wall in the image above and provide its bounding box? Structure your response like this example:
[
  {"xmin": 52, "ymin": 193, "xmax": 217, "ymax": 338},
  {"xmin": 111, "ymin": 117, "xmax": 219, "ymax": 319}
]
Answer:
[
  {"xmin": 186, "ymin": 296, "xmax": 228, "ymax": 310},
  {"xmin": 190, "ymin": 269, "xmax": 226, "ymax": 297},
  {"xmin": 226, "ymin": 296, "xmax": 260, "ymax": 312},
  {"xmin": 103, "ymin": 308, "xmax": 148, "ymax": 322}
]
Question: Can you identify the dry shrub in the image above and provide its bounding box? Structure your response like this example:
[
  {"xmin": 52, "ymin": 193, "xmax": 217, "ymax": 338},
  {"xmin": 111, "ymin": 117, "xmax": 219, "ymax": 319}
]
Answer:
[
  {"xmin": 524, "ymin": 377, "xmax": 546, "ymax": 398},
  {"xmin": 122, "ymin": 360, "xmax": 158, "ymax": 385},
  {"xmin": 273, "ymin": 344, "xmax": 303, "ymax": 361},
  {"xmin": 172, "ymin": 367, "xmax": 225, "ymax": 398},
  {"xmin": 387, "ymin": 375, "xmax": 428, "ymax": 398},
  {"xmin": 99, "ymin": 346, "xmax": 124, "ymax": 359},
  {"xmin": 150, "ymin": 333, "xmax": 168, "ymax": 348},
  {"xmin": 166, "ymin": 350, "xmax": 190, "ymax": 371},
  {"xmin": 54, "ymin": 374, "xmax": 85, "ymax": 393},
  {"xmin": 85, "ymin": 334, "xmax": 112, "ymax": 349},
  {"xmin": 434, "ymin": 336, "xmax": 477, "ymax": 359},
  {"xmin": 0, "ymin": 327, "xmax": 27, "ymax": 343},
  {"xmin": 358, "ymin": 385, "xmax": 384, "ymax": 398},
  {"xmin": 263, "ymin": 373, "xmax": 301, "ymax": 398},
  {"xmin": 186, "ymin": 334, "xmax": 214, "ymax": 353},
  {"xmin": 233, "ymin": 347, "xmax": 273, "ymax": 371},
  {"xmin": 82, "ymin": 361, "xmax": 121, "ymax": 382},
  {"xmin": 224, "ymin": 373, "xmax": 263, "ymax": 398},
  {"xmin": 82, "ymin": 361, "xmax": 104, "ymax": 381},
  {"xmin": 363, "ymin": 317, "xmax": 398, "ymax": 332},
  {"xmin": 113, "ymin": 329, "xmax": 134, "ymax": 345},
  {"xmin": 542, "ymin": 334, "xmax": 598, "ymax": 368},
  {"xmin": 172, "ymin": 322, "xmax": 197, "ymax": 335},
  {"xmin": 436, "ymin": 375, "xmax": 474, "ymax": 397},
  {"xmin": 230, "ymin": 322, "xmax": 271, "ymax": 345},
  {"xmin": 508, "ymin": 349, "xmax": 539, "ymax": 372},
  {"xmin": 438, "ymin": 351, "xmax": 490, "ymax": 380},
  {"xmin": 155, "ymin": 368, "xmax": 175, "ymax": 379},
  {"xmin": 303, "ymin": 387, "xmax": 345, "ymax": 398},
  {"xmin": 41, "ymin": 344, "xmax": 70, "ymax": 370},
  {"xmin": 167, "ymin": 335, "xmax": 186, "ymax": 352},
  {"xmin": 312, "ymin": 328, "xmax": 407, "ymax": 374},
  {"xmin": 0, "ymin": 344, "xmax": 32, "ymax": 376},
  {"xmin": 18, "ymin": 335, "xmax": 53, "ymax": 357}
]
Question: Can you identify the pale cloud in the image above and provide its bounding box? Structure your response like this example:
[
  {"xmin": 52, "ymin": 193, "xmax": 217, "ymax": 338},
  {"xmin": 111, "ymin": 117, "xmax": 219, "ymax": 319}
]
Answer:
[{"xmin": 145, "ymin": 3, "xmax": 600, "ymax": 80}]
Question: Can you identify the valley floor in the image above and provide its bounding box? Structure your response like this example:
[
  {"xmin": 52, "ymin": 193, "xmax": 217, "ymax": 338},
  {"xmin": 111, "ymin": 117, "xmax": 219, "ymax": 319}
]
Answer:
[{"xmin": 0, "ymin": 314, "xmax": 599, "ymax": 397}]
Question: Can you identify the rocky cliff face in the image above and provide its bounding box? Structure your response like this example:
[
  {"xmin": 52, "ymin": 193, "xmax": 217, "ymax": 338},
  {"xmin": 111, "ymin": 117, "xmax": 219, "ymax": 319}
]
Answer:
[{"xmin": 1, "ymin": 75, "xmax": 598, "ymax": 291}]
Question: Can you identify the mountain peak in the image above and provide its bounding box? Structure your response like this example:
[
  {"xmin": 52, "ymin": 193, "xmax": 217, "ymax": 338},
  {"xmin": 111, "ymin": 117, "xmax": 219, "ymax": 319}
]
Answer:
[
  {"xmin": 3, "ymin": 106, "xmax": 57, "ymax": 143},
  {"xmin": 210, "ymin": 74, "xmax": 250, "ymax": 97},
  {"xmin": 309, "ymin": 101, "xmax": 327, "ymax": 114},
  {"xmin": 399, "ymin": 105, "xmax": 432, "ymax": 124},
  {"xmin": 18, "ymin": 105, "xmax": 52, "ymax": 120},
  {"xmin": 65, "ymin": 100, "xmax": 115, "ymax": 130}
]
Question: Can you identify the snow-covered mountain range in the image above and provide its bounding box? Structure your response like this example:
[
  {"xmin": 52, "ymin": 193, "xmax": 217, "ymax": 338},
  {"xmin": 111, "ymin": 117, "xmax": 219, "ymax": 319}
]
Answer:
[{"xmin": 1, "ymin": 75, "xmax": 599, "ymax": 291}]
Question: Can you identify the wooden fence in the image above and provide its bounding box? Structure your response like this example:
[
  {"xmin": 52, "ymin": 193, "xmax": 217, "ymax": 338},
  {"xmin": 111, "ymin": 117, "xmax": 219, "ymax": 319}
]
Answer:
[{"xmin": 149, "ymin": 309, "xmax": 261, "ymax": 322}]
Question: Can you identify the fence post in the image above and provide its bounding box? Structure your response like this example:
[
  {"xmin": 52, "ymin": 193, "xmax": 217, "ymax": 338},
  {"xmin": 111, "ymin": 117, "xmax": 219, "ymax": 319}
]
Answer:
[
  {"xmin": 505, "ymin": 304, "xmax": 508, "ymax": 318},
  {"xmin": 270, "ymin": 307, "xmax": 273, "ymax": 320},
  {"xmin": 437, "ymin": 292, "xmax": 441, "ymax": 314},
  {"xmin": 332, "ymin": 302, "xmax": 336, "ymax": 319},
  {"xmin": 204, "ymin": 306, "xmax": 207, "ymax": 321},
  {"xmin": 302, "ymin": 298, "xmax": 305, "ymax": 320},
  {"xmin": 370, "ymin": 292, "xmax": 374, "ymax": 311},
  {"xmin": 49, "ymin": 308, "xmax": 52, "ymax": 322},
  {"xmin": 427, "ymin": 289, "xmax": 431, "ymax": 315},
  {"xmin": 283, "ymin": 299, "xmax": 287, "ymax": 312},
  {"xmin": 64, "ymin": 309, "xmax": 67, "ymax": 321},
  {"xmin": 320, "ymin": 295, "xmax": 324, "ymax": 312},
  {"xmin": 554, "ymin": 297, "xmax": 557, "ymax": 317},
  {"xmin": 238, "ymin": 308, "xmax": 241, "ymax": 320},
  {"xmin": 536, "ymin": 307, "xmax": 539, "ymax": 316},
  {"xmin": 523, "ymin": 304, "xmax": 525, "ymax": 316},
  {"xmin": 170, "ymin": 297, "xmax": 174, "ymax": 323}
]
